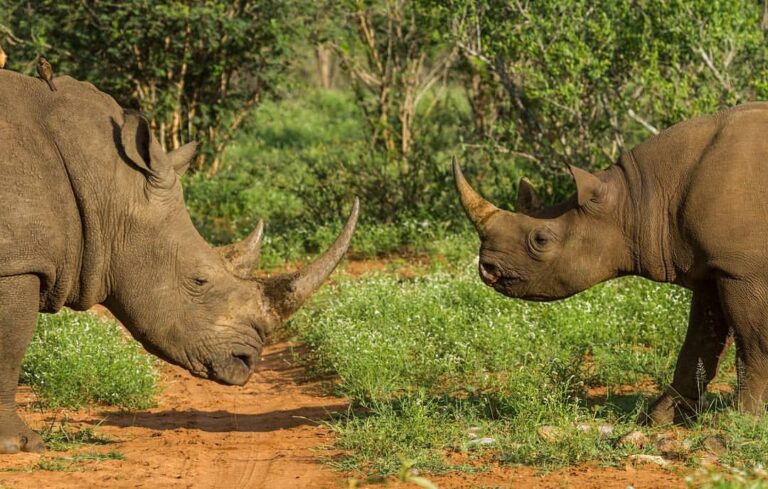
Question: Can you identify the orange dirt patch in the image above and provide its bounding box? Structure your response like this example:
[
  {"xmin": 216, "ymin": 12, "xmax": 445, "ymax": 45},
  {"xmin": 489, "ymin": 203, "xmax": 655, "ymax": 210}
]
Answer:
[
  {"xmin": 0, "ymin": 342, "xmax": 347, "ymax": 489},
  {"xmin": 261, "ymin": 256, "xmax": 435, "ymax": 280}
]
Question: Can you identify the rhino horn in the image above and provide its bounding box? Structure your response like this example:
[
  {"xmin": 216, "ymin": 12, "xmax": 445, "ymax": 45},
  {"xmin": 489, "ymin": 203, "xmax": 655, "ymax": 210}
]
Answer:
[
  {"xmin": 263, "ymin": 198, "xmax": 359, "ymax": 320},
  {"xmin": 453, "ymin": 157, "xmax": 501, "ymax": 232},
  {"xmin": 218, "ymin": 220, "xmax": 265, "ymax": 279}
]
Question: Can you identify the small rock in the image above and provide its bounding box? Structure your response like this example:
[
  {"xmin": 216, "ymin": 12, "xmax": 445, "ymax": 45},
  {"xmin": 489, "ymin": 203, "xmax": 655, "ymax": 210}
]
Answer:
[
  {"xmin": 656, "ymin": 437, "xmax": 678, "ymax": 455},
  {"xmin": 653, "ymin": 430, "xmax": 675, "ymax": 442},
  {"xmin": 597, "ymin": 424, "xmax": 614, "ymax": 437},
  {"xmin": 467, "ymin": 432, "xmax": 477, "ymax": 439},
  {"xmin": 467, "ymin": 426, "xmax": 481, "ymax": 434},
  {"xmin": 619, "ymin": 430, "xmax": 649, "ymax": 449},
  {"xmin": 537, "ymin": 426, "xmax": 564, "ymax": 443},
  {"xmin": 702, "ymin": 434, "xmax": 727, "ymax": 455},
  {"xmin": 656, "ymin": 435, "xmax": 692, "ymax": 460},
  {"xmin": 467, "ymin": 436, "xmax": 495, "ymax": 446},
  {"xmin": 628, "ymin": 454, "xmax": 670, "ymax": 467},
  {"xmin": 698, "ymin": 454, "xmax": 719, "ymax": 467},
  {"xmin": 575, "ymin": 422, "xmax": 592, "ymax": 433}
]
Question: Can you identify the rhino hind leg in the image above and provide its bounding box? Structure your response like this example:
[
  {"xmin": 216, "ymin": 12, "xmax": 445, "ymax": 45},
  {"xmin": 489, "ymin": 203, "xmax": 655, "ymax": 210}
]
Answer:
[
  {"xmin": 717, "ymin": 277, "xmax": 768, "ymax": 415},
  {"xmin": 641, "ymin": 282, "xmax": 731, "ymax": 425},
  {"xmin": 0, "ymin": 275, "xmax": 44, "ymax": 453}
]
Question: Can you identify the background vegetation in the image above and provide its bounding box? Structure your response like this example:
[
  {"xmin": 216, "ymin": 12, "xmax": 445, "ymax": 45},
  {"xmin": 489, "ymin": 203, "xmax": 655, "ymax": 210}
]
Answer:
[{"xmin": 3, "ymin": 0, "xmax": 766, "ymax": 254}]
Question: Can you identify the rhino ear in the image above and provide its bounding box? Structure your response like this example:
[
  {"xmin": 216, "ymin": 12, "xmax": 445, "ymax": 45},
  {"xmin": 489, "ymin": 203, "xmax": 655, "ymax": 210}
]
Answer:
[
  {"xmin": 568, "ymin": 165, "xmax": 605, "ymax": 206},
  {"xmin": 121, "ymin": 112, "xmax": 174, "ymax": 186},
  {"xmin": 168, "ymin": 142, "xmax": 198, "ymax": 176},
  {"xmin": 515, "ymin": 177, "xmax": 543, "ymax": 213}
]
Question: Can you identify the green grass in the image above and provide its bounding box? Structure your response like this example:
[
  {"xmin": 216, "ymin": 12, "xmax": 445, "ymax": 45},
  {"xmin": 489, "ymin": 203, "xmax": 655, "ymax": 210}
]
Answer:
[
  {"xmin": 41, "ymin": 419, "xmax": 115, "ymax": 452},
  {"xmin": 35, "ymin": 451, "xmax": 125, "ymax": 472},
  {"xmin": 21, "ymin": 309, "xmax": 159, "ymax": 410},
  {"xmin": 288, "ymin": 256, "xmax": 764, "ymax": 476}
]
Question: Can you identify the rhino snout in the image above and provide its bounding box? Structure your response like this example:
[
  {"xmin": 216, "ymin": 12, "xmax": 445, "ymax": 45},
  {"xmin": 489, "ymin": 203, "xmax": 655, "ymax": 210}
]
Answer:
[
  {"xmin": 478, "ymin": 259, "xmax": 525, "ymax": 293},
  {"xmin": 209, "ymin": 350, "xmax": 261, "ymax": 386}
]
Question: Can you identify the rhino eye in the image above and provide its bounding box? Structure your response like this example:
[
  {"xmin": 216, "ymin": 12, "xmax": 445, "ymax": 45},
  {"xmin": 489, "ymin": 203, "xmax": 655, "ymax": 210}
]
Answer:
[
  {"xmin": 528, "ymin": 229, "xmax": 553, "ymax": 252},
  {"xmin": 193, "ymin": 277, "xmax": 208, "ymax": 287}
]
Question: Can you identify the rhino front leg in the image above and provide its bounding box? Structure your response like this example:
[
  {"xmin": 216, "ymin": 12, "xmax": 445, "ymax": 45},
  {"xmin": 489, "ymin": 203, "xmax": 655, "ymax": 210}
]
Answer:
[
  {"xmin": 641, "ymin": 282, "xmax": 731, "ymax": 425},
  {"xmin": 718, "ymin": 277, "xmax": 768, "ymax": 414},
  {"xmin": 0, "ymin": 275, "xmax": 44, "ymax": 453}
]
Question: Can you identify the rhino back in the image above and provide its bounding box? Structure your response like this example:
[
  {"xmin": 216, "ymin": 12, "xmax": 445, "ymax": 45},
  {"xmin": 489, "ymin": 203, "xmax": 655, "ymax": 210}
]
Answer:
[
  {"xmin": 681, "ymin": 103, "xmax": 768, "ymax": 277},
  {"xmin": 0, "ymin": 70, "xmax": 125, "ymax": 311},
  {"xmin": 630, "ymin": 102, "xmax": 768, "ymax": 280}
]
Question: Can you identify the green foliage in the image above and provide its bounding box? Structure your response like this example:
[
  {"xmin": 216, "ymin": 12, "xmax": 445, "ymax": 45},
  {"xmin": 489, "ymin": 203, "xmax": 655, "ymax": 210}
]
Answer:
[
  {"xmin": 437, "ymin": 0, "xmax": 768, "ymax": 197},
  {"xmin": 184, "ymin": 89, "xmax": 481, "ymax": 262},
  {"xmin": 21, "ymin": 310, "xmax": 159, "ymax": 410},
  {"xmin": 36, "ymin": 452, "xmax": 124, "ymax": 472},
  {"xmin": 294, "ymin": 266, "xmax": 690, "ymax": 403},
  {"xmin": 4, "ymin": 0, "xmax": 309, "ymax": 170},
  {"xmin": 690, "ymin": 465, "xmax": 768, "ymax": 489},
  {"xmin": 288, "ymin": 262, "xmax": 753, "ymax": 473},
  {"xmin": 313, "ymin": 0, "xmax": 461, "ymax": 214}
]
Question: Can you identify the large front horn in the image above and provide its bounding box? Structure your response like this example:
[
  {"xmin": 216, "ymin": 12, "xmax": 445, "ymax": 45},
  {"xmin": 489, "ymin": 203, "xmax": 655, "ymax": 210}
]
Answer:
[
  {"xmin": 263, "ymin": 198, "xmax": 359, "ymax": 320},
  {"xmin": 453, "ymin": 157, "xmax": 501, "ymax": 232},
  {"xmin": 217, "ymin": 220, "xmax": 264, "ymax": 279}
]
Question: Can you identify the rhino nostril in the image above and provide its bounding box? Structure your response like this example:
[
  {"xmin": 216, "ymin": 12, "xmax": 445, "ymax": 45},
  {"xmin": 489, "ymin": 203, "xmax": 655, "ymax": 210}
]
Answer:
[
  {"xmin": 233, "ymin": 353, "xmax": 256, "ymax": 370},
  {"xmin": 479, "ymin": 261, "xmax": 501, "ymax": 283}
]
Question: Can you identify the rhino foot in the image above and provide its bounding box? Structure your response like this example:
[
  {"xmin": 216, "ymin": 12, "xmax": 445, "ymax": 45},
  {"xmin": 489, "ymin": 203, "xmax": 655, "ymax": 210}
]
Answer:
[
  {"xmin": 639, "ymin": 389, "xmax": 698, "ymax": 426},
  {"xmin": 0, "ymin": 412, "xmax": 44, "ymax": 454}
]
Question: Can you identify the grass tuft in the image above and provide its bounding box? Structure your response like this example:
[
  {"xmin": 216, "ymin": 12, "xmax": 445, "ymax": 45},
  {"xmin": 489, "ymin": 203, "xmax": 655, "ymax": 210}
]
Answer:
[{"xmin": 21, "ymin": 309, "xmax": 159, "ymax": 410}]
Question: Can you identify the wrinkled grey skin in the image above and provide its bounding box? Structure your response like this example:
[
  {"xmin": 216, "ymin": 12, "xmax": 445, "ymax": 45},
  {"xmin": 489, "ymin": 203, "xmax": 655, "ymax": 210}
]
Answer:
[
  {"xmin": 0, "ymin": 71, "xmax": 358, "ymax": 453},
  {"xmin": 455, "ymin": 102, "xmax": 768, "ymax": 424}
]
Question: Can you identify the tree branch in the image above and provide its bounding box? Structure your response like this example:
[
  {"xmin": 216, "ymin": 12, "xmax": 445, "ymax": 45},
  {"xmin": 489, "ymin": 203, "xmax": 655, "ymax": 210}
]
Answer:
[
  {"xmin": 695, "ymin": 46, "xmax": 732, "ymax": 92},
  {"xmin": 627, "ymin": 109, "xmax": 659, "ymax": 135}
]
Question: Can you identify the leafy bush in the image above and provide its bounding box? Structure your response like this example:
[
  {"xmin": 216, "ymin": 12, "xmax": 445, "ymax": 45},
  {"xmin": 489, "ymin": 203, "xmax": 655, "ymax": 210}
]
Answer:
[
  {"xmin": 5, "ymin": 0, "xmax": 310, "ymax": 170},
  {"xmin": 440, "ymin": 0, "xmax": 768, "ymax": 197},
  {"xmin": 21, "ymin": 310, "xmax": 159, "ymax": 410}
]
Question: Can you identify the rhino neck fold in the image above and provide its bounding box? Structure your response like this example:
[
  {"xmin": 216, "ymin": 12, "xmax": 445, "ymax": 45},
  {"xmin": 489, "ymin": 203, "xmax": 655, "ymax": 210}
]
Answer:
[
  {"xmin": 50, "ymin": 136, "xmax": 114, "ymax": 310},
  {"xmin": 617, "ymin": 150, "xmax": 675, "ymax": 283}
]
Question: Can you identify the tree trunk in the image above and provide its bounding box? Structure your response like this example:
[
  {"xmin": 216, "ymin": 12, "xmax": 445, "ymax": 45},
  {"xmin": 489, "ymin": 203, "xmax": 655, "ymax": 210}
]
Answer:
[
  {"xmin": 762, "ymin": 0, "xmax": 768, "ymax": 31},
  {"xmin": 314, "ymin": 44, "xmax": 336, "ymax": 89}
]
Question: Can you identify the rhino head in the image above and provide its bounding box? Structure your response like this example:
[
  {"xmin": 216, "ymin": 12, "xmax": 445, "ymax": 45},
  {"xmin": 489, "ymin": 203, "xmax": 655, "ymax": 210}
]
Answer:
[
  {"xmin": 102, "ymin": 113, "xmax": 358, "ymax": 386},
  {"xmin": 453, "ymin": 158, "xmax": 630, "ymax": 301}
]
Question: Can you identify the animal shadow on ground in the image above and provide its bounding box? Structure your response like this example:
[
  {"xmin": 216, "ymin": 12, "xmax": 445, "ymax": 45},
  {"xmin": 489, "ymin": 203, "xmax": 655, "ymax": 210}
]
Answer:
[{"xmin": 96, "ymin": 404, "xmax": 349, "ymax": 433}]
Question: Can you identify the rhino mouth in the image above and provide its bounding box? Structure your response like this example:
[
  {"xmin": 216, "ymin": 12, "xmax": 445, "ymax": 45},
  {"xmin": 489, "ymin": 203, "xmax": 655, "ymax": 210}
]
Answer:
[
  {"xmin": 479, "ymin": 262, "xmax": 524, "ymax": 290},
  {"xmin": 205, "ymin": 351, "xmax": 259, "ymax": 386}
]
